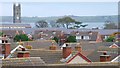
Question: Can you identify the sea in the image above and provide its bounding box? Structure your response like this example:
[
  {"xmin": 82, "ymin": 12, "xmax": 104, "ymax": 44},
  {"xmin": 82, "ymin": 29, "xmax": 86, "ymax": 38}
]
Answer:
[{"xmin": 0, "ymin": 22, "xmax": 105, "ymax": 29}]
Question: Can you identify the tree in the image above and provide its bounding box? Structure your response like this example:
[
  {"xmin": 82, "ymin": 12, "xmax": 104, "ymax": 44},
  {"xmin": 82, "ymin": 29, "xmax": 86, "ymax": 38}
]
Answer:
[
  {"xmin": 36, "ymin": 20, "xmax": 48, "ymax": 28},
  {"xmin": 80, "ymin": 24, "xmax": 88, "ymax": 28},
  {"xmin": 0, "ymin": 32, "xmax": 4, "ymax": 36},
  {"xmin": 104, "ymin": 23, "xmax": 118, "ymax": 29},
  {"xmin": 14, "ymin": 34, "xmax": 30, "ymax": 42},
  {"xmin": 105, "ymin": 36, "xmax": 115, "ymax": 42},
  {"xmin": 66, "ymin": 35, "xmax": 76, "ymax": 43},
  {"xmin": 56, "ymin": 16, "xmax": 81, "ymax": 29},
  {"xmin": 74, "ymin": 21, "xmax": 82, "ymax": 29},
  {"xmin": 52, "ymin": 36, "xmax": 59, "ymax": 43}
]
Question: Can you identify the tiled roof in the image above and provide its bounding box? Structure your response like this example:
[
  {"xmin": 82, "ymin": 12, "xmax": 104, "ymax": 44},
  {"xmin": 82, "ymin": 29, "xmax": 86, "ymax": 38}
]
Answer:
[
  {"xmin": 64, "ymin": 42, "xmax": 119, "ymax": 62},
  {"xmin": 87, "ymin": 47, "xmax": 118, "ymax": 62},
  {"xmin": 23, "ymin": 40, "xmax": 60, "ymax": 50},
  {"xmin": 34, "ymin": 30, "xmax": 62, "ymax": 39},
  {"xmin": 0, "ymin": 30, "xmax": 23, "ymax": 37},
  {"xmin": 27, "ymin": 50, "xmax": 62, "ymax": 64},
  {"xmin": 10, "ymin": 40, "xmax": 119, "ymax": 63},
  {"xmin": 2, "ymin": 49, "xmax": 62, "ymax": 64},
  {"xmin": 2, "ymin": 57, "xmax": 45, "ymax": 66},
  {"xmin": 1, "ymin": 28, "xmax": 118, "ymax": 35}
]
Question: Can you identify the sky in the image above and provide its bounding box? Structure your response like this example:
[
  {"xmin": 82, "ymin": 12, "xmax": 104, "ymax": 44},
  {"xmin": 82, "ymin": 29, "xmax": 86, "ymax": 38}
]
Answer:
[{"xmin": 0, "ymin": 0, "xmax": 119, "ymax": 17}]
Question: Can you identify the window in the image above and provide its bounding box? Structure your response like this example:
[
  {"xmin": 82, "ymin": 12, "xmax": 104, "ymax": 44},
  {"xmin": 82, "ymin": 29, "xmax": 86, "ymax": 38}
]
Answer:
[
  {"xmin": 83, "ymin": 36, "xmax": 90, "ymax": 40},
  {"xmin": 76, "ymin": 36, "xmax": 81, "ymax": 39}
]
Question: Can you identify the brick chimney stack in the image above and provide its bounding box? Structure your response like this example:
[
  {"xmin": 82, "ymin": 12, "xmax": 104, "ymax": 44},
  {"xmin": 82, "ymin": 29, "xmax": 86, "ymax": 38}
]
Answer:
[
  {"xmin": 17, "ymin": 48, "xmax": 30, "ymax": 58},
  {"xmin": 63, "ymin": 44, "xmax": 72, "ymax": 59},
  {"xmin": 1, "ymin": 43, "xmax": 11, "ymax": 58},
  {"xmin": 0, "ymin": 36, "xmax": 11, "ymax": 58},
  {"xmin": 100, "ymin": 52, "xmax": 111, "ymax": 62}
]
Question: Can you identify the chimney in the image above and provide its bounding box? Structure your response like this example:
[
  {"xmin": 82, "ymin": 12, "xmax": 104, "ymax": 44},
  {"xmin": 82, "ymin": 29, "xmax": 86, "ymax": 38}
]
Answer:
[
  {"xmin": 1, "ymin": 43, "xmax": 11, "ymax": 58},
  {"xmin": 63, "ymin": 44, "xmax": 72, "ymax": 59},
  {"xmin": 17, "ymin": 48, "xmax": 30, "ymax": 58},
  {"xmin": 75, "ymin": 43, "xmax": 82, "ymax": 52},
  {"xmin": 100, "ymin": 52, "xmax": 111, "ymax": 62},
  {"xmin": 1, "ymin": 37, "xmax": 10, "ymax": 58},
  {"xmin": 49, "ymin": 42, "xmax": 57, "ymax": 50}
]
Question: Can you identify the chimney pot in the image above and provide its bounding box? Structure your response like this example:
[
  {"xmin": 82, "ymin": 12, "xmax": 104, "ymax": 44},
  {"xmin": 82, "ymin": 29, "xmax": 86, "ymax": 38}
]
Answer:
[
  {"xmin": 103, "ymin": 52, "xmax": 107, "ymax": 55},
  {"xmin": 75, "ymin": 44, "xmax": 82, "ymax": 52}
]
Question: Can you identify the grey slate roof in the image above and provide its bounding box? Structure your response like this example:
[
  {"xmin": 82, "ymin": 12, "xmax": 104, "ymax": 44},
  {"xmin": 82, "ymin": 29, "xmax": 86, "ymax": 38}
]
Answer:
[
  {"xmin": 87, "ymin": 48, "xmax": 118, "ymax": 62},
  {"xmin": 34, "ymin": 30, "xmax": 62, "ymax": 39},
  {"xmin": 2, "ymin": 57, "xmax": 45, "ymax": 66},
  {"xmin": 64, "ymin": 42, "xmax": 119, "ymax": 62},
  {"xmin": 1, "ymin": 30, "xmax": 23, "ymax": 38},
  {"xmin": 28, "ymin": 50, "xmax": 62, "ymax": 64},
  {"xmin": 9, "ymin": 40, "xmax": 119, "ymax": 63},
  {"xmin": 23, "ymin": 40, "xmax": 60, "ymax": 50}
]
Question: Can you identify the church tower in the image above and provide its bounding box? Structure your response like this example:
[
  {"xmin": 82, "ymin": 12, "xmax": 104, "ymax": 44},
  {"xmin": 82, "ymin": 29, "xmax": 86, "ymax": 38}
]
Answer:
[{"xmin": 13, "ymin": 3, "xmax": 21, "ymax": 23}]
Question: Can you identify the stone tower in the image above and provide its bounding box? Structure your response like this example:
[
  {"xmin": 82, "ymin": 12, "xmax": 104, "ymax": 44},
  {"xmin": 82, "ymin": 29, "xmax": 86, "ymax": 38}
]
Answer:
[{"xmin": 13, "ymin": 3, "xmax": 21, "ymax": 23}]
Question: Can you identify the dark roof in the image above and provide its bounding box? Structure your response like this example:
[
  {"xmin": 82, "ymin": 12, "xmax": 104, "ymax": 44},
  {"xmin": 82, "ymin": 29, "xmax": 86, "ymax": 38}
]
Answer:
[
  {"xmin": 34, "ymin": 30, "xmax": 62, "ymax": 39},
  {"xmin": 64, "ymin": 42, "xmax": 119, "ymax": 62},
  {"xmin": 87, "ymin": 47, "xmax": 119, "ymax": 62},
  {"xmin": 0, "ymin": 30, "xmax": 23, "ymax": 37},
  {"xmin": 12, "ymin": 49, "xmax": 63, "ymax": 64},
  {"xmin": 0, "ymin": 28, "xmax": 118, "ymax": 35},
  {"xmin": 10, "ymin": 40, "xmax": 119, "ymax": 63},
  {"xmin": 2, "ymin": 57, "xmax": 45, "ymax": 66},
  {"xmin": 29, "ymin": 50, "xmax": 62, "ymax": 64},
  {"xmin": 23, "ymin": 40, "xmax": 60, "ymax": 50}
]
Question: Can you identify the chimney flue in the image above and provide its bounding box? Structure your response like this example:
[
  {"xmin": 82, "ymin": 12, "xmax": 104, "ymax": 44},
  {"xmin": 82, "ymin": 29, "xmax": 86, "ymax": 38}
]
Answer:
[
  {"xmin": 100, "ymin": 52, "xmax": 111, "ymax": 62},
  {"xmin": 62, "ymin": 44, "xmax": 72, "ymax": 59},
  {"xmin": 75, "ymin": 43, "xmax": 82, "ymax": 52}
]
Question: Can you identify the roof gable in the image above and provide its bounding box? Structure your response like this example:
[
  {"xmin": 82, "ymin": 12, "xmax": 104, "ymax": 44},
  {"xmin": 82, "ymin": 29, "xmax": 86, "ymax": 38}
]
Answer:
[
  {"xmin": 111, "ymin": 55, "xmax": 120, "ymax": 62},
  {"xmin": 109, "ymin": 43, "xmax": 119, "ymax": 48},
  {"xmin": 67, "ymin": 52, "xmax": 91, "ymax": 64}
]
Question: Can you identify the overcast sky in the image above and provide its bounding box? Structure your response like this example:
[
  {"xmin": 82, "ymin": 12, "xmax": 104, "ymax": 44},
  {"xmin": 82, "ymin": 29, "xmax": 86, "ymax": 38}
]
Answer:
[{"xmin": 0, "ymin": 0, "xmax": 119, "ymax": 17}]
